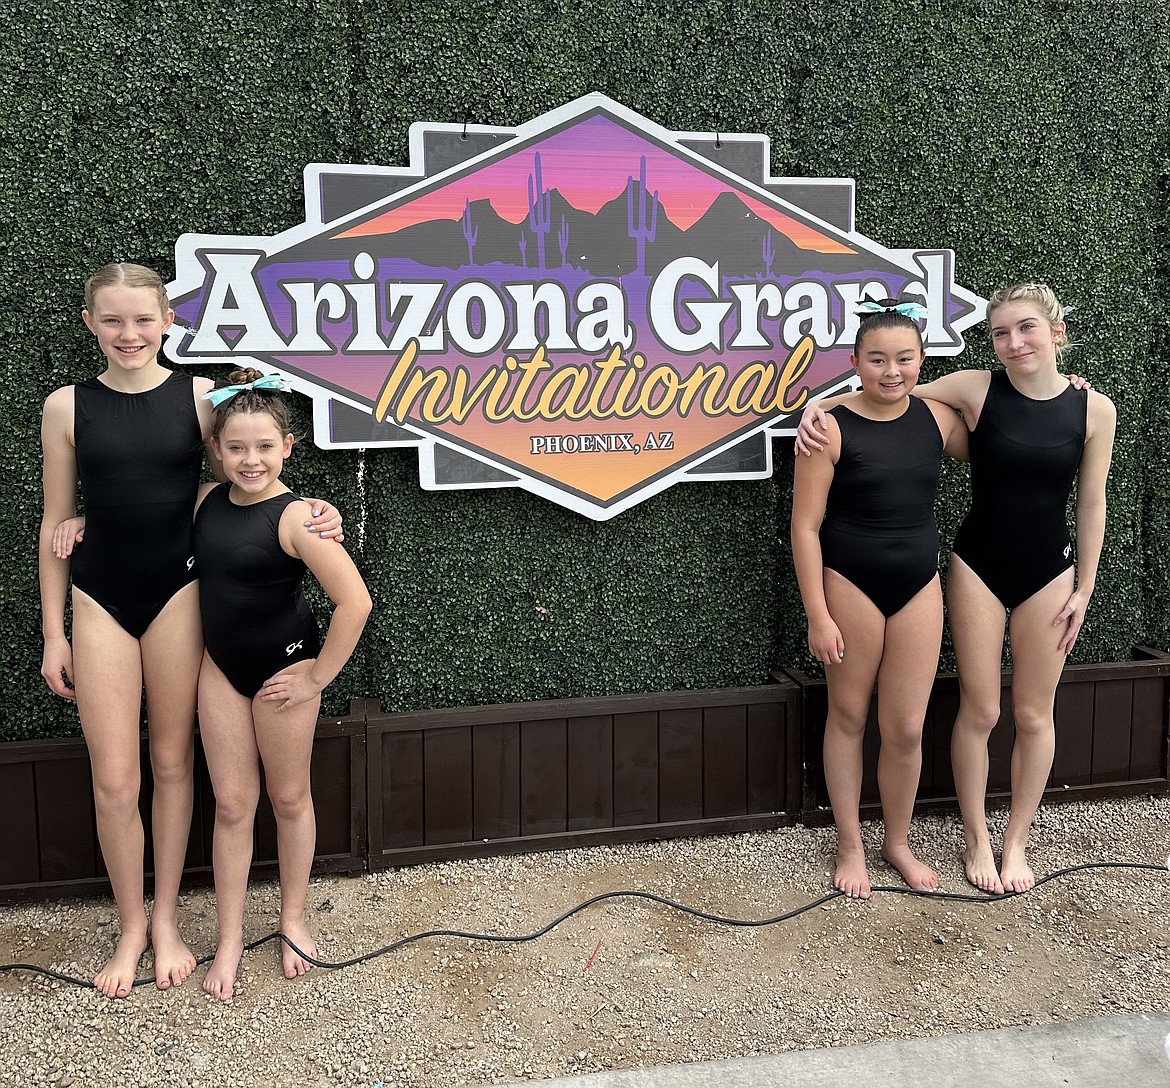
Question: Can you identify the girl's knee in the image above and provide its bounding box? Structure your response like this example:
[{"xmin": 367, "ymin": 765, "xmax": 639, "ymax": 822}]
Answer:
[
  {"xmin": 957, "ymin": 700, "xmax": 1001, "ymax": 736},
  {"xmin": 267, "ymin": 787, "xmax": 313, "ymax": 824},
  {"xmin": 92, "ymin": 778, "xmax": 142, "ymax": 815},
  {"xmin": 150, "ymin": 749, "xmax": 195, "ymax": 788},
  {"xmin": 213, "ymin": 789, "xmax": 260, "ymax": 827},
  {"xmin": 1011, "ymin": 705, "xmax": 1054, "ymax": 737},
  {"xmin": 880, "ymin": 722, "xmax": 923, "ymax": 754},
  {"xmin": 90, "ymin": 764, "xmax": 142, "ymax": 812}
]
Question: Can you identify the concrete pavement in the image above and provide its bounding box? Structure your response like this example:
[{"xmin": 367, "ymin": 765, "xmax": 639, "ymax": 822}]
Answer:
[{"xmin": 486, "ymin": 1012, "xmax": 1170, "ymax": 1087}]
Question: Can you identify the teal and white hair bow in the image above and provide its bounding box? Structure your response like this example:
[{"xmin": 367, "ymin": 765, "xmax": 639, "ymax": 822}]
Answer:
[
  {"xmin": 202, "ymin": 373, "xmax": 288, "ymax": 408},
  {"xmin": 857, "ymin": 299, "xmax": 928, "ymax": 320}
]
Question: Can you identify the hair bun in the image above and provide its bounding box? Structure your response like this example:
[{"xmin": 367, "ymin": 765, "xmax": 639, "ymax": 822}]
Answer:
[{"xmin": 228, "ymin": 367, "xmax": 265, "ymax": 385}]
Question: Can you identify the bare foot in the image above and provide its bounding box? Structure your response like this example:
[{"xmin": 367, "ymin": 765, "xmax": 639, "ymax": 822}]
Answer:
[
  {"xmin": 833, "ymin": 844, "xmax": 871, "ymax": 899},
  {"xmin": 202, "ymin": 940, "xmax": 243, "ymax": 1002},
  {"xmin": 962, "ymin": 836, "xmax": 1005, "ymax": 895},
  {"xmin": 882, "ymin": 842, "xmax": 939, "ymax": 892},
  {"xmin": 150, "ymin": 917, "xmax": 196, "ymax": 990},
  {"xmin": 94, "ymin": 929, "xmax": 148, "ymax": 999},
  {"xmin": 999, "ymin": 841, "xmax": 1036, "ymax": 894},
  {"xmin": 280, "ymin": 915, "xmax": 318, "ymax": 979}
]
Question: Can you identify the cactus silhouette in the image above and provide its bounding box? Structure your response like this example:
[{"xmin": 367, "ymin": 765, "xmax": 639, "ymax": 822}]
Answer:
[
  {"xmin": 461, "ymin": 198, "xmax": 479, "ymax": 265},
  {"xmin": 626, "ymin": 155, "xmax": 659, "ymax": 274},
  {"xmin": 762, "ymin": 230, "xmax": 775, "ymax": 279},
  {"xmin": 518, "ymin": 231, "xmax": 528, "ymax": 267},
  {"xmin": 558, "ymin": 216, "xmax": 570, "ymax": 268},
  {"xmin": 527, "ymin": 152, "xmax": 552, "ymax": 269}
]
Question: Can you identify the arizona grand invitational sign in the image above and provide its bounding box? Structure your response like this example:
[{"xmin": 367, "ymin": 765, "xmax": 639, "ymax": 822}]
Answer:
[{"xmin": 165, "ymin": 94, "xmax": 985, "ymax": 520}]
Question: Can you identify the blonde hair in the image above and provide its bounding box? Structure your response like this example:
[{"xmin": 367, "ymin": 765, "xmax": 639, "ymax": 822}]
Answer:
[
  {"xmin": 986, "ymin": 283, "xmax": 1071, "ymax": 357},
  {"xmin": 84, "ymin": 263, "xmax": 170, "ymax": 315}
]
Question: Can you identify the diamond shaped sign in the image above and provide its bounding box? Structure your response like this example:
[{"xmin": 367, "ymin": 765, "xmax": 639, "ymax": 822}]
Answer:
[{"xmin": 166, "ymin": 93, "xmax": 984, "ymax": 519}]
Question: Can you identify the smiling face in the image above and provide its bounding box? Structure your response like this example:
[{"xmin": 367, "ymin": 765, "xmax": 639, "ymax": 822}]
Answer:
[
  {"xmin": 82, "ymin": 283, "xmax": 173, "ymax": 374},
  {"xmin": 212, "ymin": 410, "xmax": 293, "ymax": 502},
  {"xmin": 988, "ymin": 300, "xmax": 1063, "ymax": 373},
  {"xmin": 850, "ymin": 325, "xmax": 924, "ymax": 408}
]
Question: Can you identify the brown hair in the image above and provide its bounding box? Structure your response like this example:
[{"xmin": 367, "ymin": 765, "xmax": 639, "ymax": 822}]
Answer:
[
  {"xmin": 986, "ymin": 283, "xmax": 1071, "ymax": 357},
  {"xmin": 84, "ymin": 263, "xmax": 170, "ymax": 315},
  {"xmin": 210, "ymin": 367, "xmax": 294, "ymax": 441}
]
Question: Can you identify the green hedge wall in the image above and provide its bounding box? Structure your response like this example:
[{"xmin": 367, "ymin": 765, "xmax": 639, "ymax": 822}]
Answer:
[{"xmin": 2, "ymin": 0, "xmax": 1167, "ymax": 741}]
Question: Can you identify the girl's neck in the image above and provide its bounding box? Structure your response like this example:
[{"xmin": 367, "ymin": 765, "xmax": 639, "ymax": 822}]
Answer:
[
  {"xmin": 97, "ymin": 359, "xmax": 171, "ymax": 393},
  {"xmin": 851, "ymin": 392, "xmax": 911, "ymax": 421},
  {"xmin": 1003, "ymin": 362, "xmax": 1067, "ymax": 400},
  {"xmin": 228, "ymin": 480, "xmax": 291, "ymax": 506}
]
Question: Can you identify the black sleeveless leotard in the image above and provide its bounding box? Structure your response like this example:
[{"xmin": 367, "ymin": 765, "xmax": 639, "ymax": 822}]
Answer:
[
  {"xmin": 194, "ymin": 485, "xmax": 320, "ymax": 699},
  {"xmin": 952, "ymin": 370, "xmax": 1087, "ymax": 609},
  {"xmin": 71, "ymin": 372, "xmax": 202, "ymax": 638},
  {"xmin": 819, "ymin": 397, "xmax": 944, "ymax": 618}
]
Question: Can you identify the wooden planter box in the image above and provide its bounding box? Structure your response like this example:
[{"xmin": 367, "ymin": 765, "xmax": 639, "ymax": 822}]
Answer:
[
  {"xmin": 1, "ymin": 650, "xmax": 1166, "ymax": 901},
  {"xmin": 364, "ymin": 683, "xmax": 802, "ymax": 869},
  {"xmin": 0, "ymin": 709, "xmax": 367, "ymax": 902},
  {"xmin": 775, "ymin": 645, "xmax": 1170, "ymax": 824}
]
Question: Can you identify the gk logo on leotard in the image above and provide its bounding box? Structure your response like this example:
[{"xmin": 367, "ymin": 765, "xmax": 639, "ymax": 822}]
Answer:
[
  {"xmin": 286, "ymin": 641, "xmax": 303, "ymax": 655},
  {"xmin": 186, "ymin": 556, "xmax": 194, "ymax": 570},
  {"xmin": 1063, "ymin": 544, "xmax": 1071, "ymax": 559}
]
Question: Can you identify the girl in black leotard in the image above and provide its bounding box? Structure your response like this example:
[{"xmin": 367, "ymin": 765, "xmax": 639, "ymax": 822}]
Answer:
[
  {"xmin": 792, "ymin": 302, "xmax": 968, "ymax": 899},
  {"xmin": 193, "ymin": 369, "xmax": 370, "ymax": 1002},
  {"xmin": 38, "ymin": 264, "xmax": 344, "ymax": 999},
  {"xmin": 942, "ymin": 286, "xmax": 1114, "ymax": 895},
  {"xmin": 796, "ymin": 284, "xmax": 1116, "ymax": 896}
]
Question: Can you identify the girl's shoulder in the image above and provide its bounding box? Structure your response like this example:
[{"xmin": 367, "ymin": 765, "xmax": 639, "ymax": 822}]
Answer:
[
  {"xmin": 1085, "ymin": 386, "xmax": 1115, "ymax": 411},
  {"xmin": 42, "ymin": 384, "xmax": 76, "ymax": 428},
  {"xmin": 43, "ymin": 383, "xmax": 76, "ymax": 408},
  {"xmin": 276, "ymin": 493, "xmax": 315, "ymax": 549},
  {"xmin": 191, "ymin": 375, "xmax": 216, "ymax": 438},
  {"xmin": 920, "ymin": 396, "xmax": 957, "ymax": 423},
  {"xmin": 1085, "ymin": 387, "xmax": 1117, "ymax": 439}
]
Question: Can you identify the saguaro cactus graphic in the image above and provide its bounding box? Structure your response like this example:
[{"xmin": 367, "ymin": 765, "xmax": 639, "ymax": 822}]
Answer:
[
  {"xmin": 527, "ymin": 152, "xmax": 552, "ymax": 269},
  {"xmin": 626, "ymin": 155, "xmax": 659, "ymax": 274},
  {"xmin": 518, "ymin": 231, "xmax": 528, "ymax": 267},
  {"xmin": 558, "ymin": 215, "xmax": 570, "ymax": 268},
  {"xmin": 762, "ymin": 230, "xmax": 775, "ymax": 279},
  {"xmin": 461, "ymin": 198, "xmax": 478, "ymax": 265}
]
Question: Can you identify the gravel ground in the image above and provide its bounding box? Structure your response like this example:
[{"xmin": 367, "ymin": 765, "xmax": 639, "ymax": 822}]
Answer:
[{"xmin": 1, "ymin": 794, "xmax": 1167, "ymax": 1088}]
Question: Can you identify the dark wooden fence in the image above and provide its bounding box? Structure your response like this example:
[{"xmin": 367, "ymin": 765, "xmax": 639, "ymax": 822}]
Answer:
[
  {"xmin": 1, "ymin": 649, "xmax": 1167, "ymax": 901},
  {"xmin": 0, "ymin": 712, "xmax": 367, "ymax": 901},
  {"xmin": 365, "ymin": 684, "xmax": 801, "ymax": 868},
  {"xmin": 777, "ymin": 645, "xmax": 1170, "ymax": 824}
]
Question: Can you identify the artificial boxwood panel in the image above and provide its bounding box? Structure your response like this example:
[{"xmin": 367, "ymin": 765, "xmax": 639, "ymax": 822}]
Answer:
[{"xmin": 1, "ymin": 0, "xmax": 1167, "ymax": 739}]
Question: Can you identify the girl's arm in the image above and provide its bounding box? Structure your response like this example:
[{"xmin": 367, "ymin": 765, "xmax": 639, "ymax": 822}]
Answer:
[
  {"xmin": 193, "ymin": 481, "xmax": 219, "ymax": 515},
  {"xmin": 791, "ymin": 387, "xmax": 859, "ymax": 457},
  {"xmin": 39, "ymin": 388, "xmax": 79, "ymax": 699},
  {"xmin": 1053, "ymin": 391, "xmax": 1117, "ymax": 654},
  {"xmin": 907, "ymin": 370, "xmax": 990, "ymax": 421},
  {"xmin": 923, "ymin": 399, "xmax": 971, "ymax": 462},
  {"xmin": 795, "ymin": 369, "xmax": 992, "ymax": 456},
  {"xmin": 261, "ymin": 500, "xmax": 372, "ymax": 710},
  {"xmin": 790, "ymin": 419, "xmax": 845, "ymax": 665}
]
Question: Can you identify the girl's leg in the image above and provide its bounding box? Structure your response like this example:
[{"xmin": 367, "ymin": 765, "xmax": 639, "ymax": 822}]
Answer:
[
  {"xmin": 139, "ymin": 582, "xmax": 201, "ymax": 989},
  {"xmin": 947, "ymin": 558, "xmax": 1009, "ymax": 894},
  {"xmin": 198, "ymin": 655, "xmax": 261, "ymax": 1001},
  {"xmin": 1000, "ymin": 569, "xmax": 1075, "ymax": 893},
  {"xmin": 71, "ymin": 591, "xmax": 149, "ymax": 998},
  {"xmin": 821, "ymin": 572, "xmax": 885, "ymax": 899},
  {"xmin": 874, "ymin": 577, "xmax": 944, "ymax": 891},
  {"xmin": 253, "ymin": 661, "xmax": 321, "ymax": 979}
]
